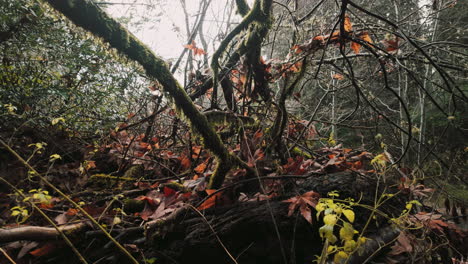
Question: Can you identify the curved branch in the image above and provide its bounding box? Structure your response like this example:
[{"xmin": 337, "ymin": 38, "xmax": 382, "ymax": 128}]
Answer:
[{"xmin": 45, "ymin": 0, "xmax": 237, "ymax": 189}]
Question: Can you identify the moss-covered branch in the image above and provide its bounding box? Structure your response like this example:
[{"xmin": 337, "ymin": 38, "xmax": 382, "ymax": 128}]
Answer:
[
  {"xmin": 210, "ymin": 0, "xmax": 276, "ymax": 108},
  {"xmin": 269, "ymin": 58, "xmax": 307, "ymax": 160},
  {"xmin": 235, "ymin": 0, "xmax": 251, "ymax": 16},
  {"xmin": 210, "ymin": 0, "xmax": 261, "ymax": 92},
  {"xmin": 45, "ymin": 0, "xmax": 236, "ymax": 189}
]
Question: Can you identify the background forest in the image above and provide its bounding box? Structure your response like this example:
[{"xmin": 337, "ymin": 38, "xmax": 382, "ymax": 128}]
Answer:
[{"xmin": 0, "ymin": 0, "xmax": 467, "ymax": 263}]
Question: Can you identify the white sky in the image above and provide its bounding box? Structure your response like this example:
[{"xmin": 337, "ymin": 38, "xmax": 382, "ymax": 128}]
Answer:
[{"xmin": 105, "ymin": 0, "xmax": 254, "ymax": 61}]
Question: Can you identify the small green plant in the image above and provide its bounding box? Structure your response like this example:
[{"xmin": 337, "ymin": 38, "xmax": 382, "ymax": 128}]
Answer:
[
  {"xmin": 315, "ymin": 191, "xmax": 367, "ymax": 264},
  {"xmin": 10, "ymin": 205, "xmax": 29, "ymax": 223},
  {"xmin": 24, "ymin": 188, "xmax": 52, "ymax": 205}
]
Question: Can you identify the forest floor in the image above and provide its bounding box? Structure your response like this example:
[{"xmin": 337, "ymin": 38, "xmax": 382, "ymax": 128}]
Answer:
[{"xmin": 0, "ymin": 126, "xmax": 467, "ymax": 264}]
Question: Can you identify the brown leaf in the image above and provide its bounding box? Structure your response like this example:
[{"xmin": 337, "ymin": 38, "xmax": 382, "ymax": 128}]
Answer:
[
  {"xmin": 359, "ymin": 32, "xmax": 373, "ymax": 43},
  {"xmin": 390, "ymin": 232, "xmax": 413, "ymax": 255},
  {"xmin": 351, "ymin": 41, "xmax": 361, "ymax": 54},
  {"xmin": 183, "ymin": 40, "xmax": 207, "ymax": 56},
  {"xmin": 283, "ymin": 191, "xmax": 320, "ymax": 224},
  {"xmin": 30, "ymin": 243, "xmax": 57, "ymax": 257},
  {"xmin": 180, "ymin": 156, "xmax": 191, "ymax": 170},
  {"xmin": 428, "ymin": 219, "xmax": 449, "ymax": 232},
  {"xmin": 198, "ymin": 189, "xmax": 223, "ymax": 210},
  {"xmin": 383, "ymin": 36, "xmax": 400, "ymax": 52}
]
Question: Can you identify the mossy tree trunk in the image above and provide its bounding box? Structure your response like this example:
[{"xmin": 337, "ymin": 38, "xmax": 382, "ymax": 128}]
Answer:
[{"xmin": 45, "ymin": 0, "xmax": 241, "ymax": 189}]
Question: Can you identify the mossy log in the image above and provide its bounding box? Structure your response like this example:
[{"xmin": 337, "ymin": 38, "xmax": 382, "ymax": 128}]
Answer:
[
  {"xmin": 148, "ymin": 172, "xmax": 406, "ymax": 264},
  {"xmin": 45, "ymin": 0, "xmax": 239, "ymax": 189}
]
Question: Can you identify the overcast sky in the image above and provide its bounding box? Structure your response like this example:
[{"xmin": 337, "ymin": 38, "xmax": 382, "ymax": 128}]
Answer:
[{"xmin": 105, "ymin": 0, "xmax": 254, "ymax": 61}]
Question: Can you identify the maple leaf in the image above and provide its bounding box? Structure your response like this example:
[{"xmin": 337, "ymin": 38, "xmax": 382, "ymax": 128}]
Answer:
[
  {"xmin": 283, "ymin": 191, "xmax": 320, "ymax": 224},
  {"xmin": 183, "ymin": 40, "xmax": 207, "ymax": 56}
]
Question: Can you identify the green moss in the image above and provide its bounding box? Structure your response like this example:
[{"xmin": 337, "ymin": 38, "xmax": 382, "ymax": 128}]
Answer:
[
  {"xmin": 161, "ymin": 182, "xmax": 189, "ymax": 193},
  {"xmin": 46, "ymin": 0, "xmax": 271, "ymax": 189},
  {"xmin": 89, "ymin": 173, "xmax": 134, "ymax": 182},
  {"xmin": 443, "ymin": 182, "xmax": 468, "ymax": 203},
  {"xmin": 291, "ymin": 147, "xmax": 312, "ymax": 159},
  {"xmin": 123, "ymin": 198, "xmax": 145, "ymax": 214},
  {"xmin": 235, "ymin": 0, "xmax": 250, "ymax": 16},
  {"xmin": 123, "ymin": 165, "xmax": 144, "ymax": 179},
  {"xmin": 204, "ymin": 111, "xmax": 255, "ymax": 126}
]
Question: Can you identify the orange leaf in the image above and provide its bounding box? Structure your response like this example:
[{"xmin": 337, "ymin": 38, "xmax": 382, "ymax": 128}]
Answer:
[
  {"xmin": 290, "ymin": 61, "xmax": 303, "ymax": 73},
  {"xmin": 194, "ymin": 159, "xmax": 208, "ymax": 174},
  {"xmin": 139, "ymin": 142, "xmax": 151, "ymax": 150},
  {"xmin": 351, "ymin": 41, "xmax": 361, "ymax": 54},
  {"xmin": 184, "ymin": 40, "xmax": 206, "ymax": 56},
  {"xmin": 254, "ymin": 130, "xmax": 263, "ymax": 140},
  {"xmin": 30, "ymin": 243, "xmax": 57, "ymax": 257},
  {"xmin": 344, "ymin": 15, "xmax": 353, "ymax": 32},
  {"xmin": 313, "ymin": 35, "xmax": 326, "ymax": 42},
  {"xmin": 183, "ymin": 40, "xmax": 196, "ymax": 50},
  {"xmin": 332, "ymin": 73, "xmax": 344, "ymax": 80},
  {"xmin": 198, "ymin": 189, "xmax": 223, "ymax": 210},
  {"xmin": 66, "ymin": 208, "xmax": 79, "ymax": 216},
  {"xmin": 329, "ymin": 31, "xmax": 340, "ymax": 41},
  {"xmin": 292, "ymin": 44, "xmax": 304, "ymax": 54},
  {"xmin": 85, "ymin": 160, "xmax": 96, "ymax": 170},
  {"xmin": 194, "ymin": 47, "xmax": 207, "ymax": 56},
  {"xmin": 283, "ymin": 191, "xmax": 320, "ymax": 224},
  {"xmin": 359, "ymin": 32, "xmax": 373, "ymax": 43},
  {"xmin": 180, "ymin": 156, "xmax": 191, "ymax": 170},
  {"xmin": 39, "ymin": 203, "xmax": 54, "ymax": 209},
  {"xmin": 428, "ymin": 219, "xmax": 449, "ymax": 232}
]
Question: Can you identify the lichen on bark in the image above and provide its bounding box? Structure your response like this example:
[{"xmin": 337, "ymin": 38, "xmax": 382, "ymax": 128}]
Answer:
[{"xmin": 45, "ymin": 0, "xmax": 240, "ymax": 189}]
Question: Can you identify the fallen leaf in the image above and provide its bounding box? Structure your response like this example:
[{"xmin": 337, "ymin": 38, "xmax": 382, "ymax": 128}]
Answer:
[
  {"xmin": 198, "ymin": 189, "xmax": 223, "ymax": 210},
  {"xmin": 283, "ymin": 191, "xmax": 320, "ymax": 224},
  {"xmin": 30, "ymin": 243, "xmax": 57, "ymax": 257}
]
